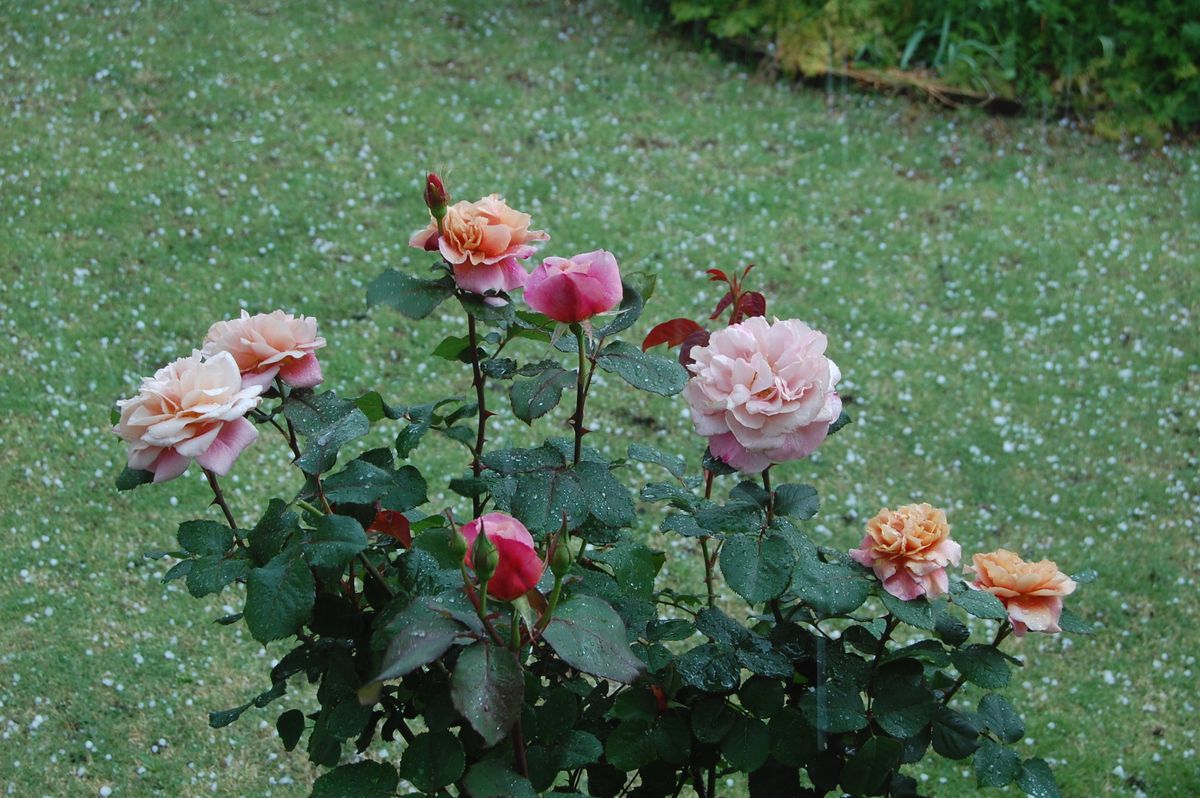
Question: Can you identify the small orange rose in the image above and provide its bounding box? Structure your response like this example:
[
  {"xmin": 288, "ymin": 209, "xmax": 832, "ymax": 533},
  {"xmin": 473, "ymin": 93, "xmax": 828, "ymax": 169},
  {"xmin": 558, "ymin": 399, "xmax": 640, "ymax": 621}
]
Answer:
[
  {"xmin": 966, "ymin": 549, "xmax": 1077, "ymax": 636},
  {"xmin": 849, "ymin": 503, "xmax": 961, "ymax": 601}
]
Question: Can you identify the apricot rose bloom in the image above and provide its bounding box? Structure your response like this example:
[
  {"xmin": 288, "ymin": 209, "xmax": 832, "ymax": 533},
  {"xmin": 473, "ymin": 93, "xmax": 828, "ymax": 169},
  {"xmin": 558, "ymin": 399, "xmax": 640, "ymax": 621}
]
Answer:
[
  {"xmin": 682, "ymin": 316, "xmax": 841, "ymax": 473},
  {"xmin": 460, "ymin": 512, "xmax": 544, "ymax": 601},
  {"xmin": 113, "ymin": 351, "xmax": 263, "ymax": 483},
  {"xmin": 409, "ymin": 194, "xmax": 548, "ymax": 295},
  {"xmin": 202, "ymin": 310, "xmax": 327, "ymax": 389},
  {"xmin": 524, "ymin": 249, "xmax": 623, "ymax": 324},
  {"xmin": 849, "ymin": 504, "xmax": 961, "ymax": 600},
  {"xmin": 967, "ymin": 549, "xmax": 1077, "ymax": 636}
]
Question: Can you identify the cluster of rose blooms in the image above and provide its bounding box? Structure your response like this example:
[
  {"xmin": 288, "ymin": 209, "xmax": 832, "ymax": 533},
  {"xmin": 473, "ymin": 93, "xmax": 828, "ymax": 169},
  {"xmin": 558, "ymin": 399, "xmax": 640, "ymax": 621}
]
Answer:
[{"xmin": 112, "ymin": 173, "xmax": 1076, "ymax": 636}]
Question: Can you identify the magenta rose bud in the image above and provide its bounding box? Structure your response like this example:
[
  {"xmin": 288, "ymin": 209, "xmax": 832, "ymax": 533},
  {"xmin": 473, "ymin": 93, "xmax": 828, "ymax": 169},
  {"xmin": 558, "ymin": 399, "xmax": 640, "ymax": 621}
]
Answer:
[
  {"xmin": 683, "ymin": 317, "xmax": 841, "ymax": 474},
  {"xmin": 460, "ymin": 512, "xmax": 545, "ymax": 601},
  {"xmin": 523, "ymin": 250, "xmax": 623, "ymax": 324}
]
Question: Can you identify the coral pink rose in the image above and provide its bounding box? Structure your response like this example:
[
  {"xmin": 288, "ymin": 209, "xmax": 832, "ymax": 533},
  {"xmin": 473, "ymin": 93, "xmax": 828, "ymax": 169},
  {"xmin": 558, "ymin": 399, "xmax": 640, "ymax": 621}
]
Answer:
[
  {"xmin": 850, "ymin": 504, "xmax": 961, "ymax": 600},
  {"xmin": 524, "ymin": 250, "xmax": 623, "ymax": 324},
  {"xmin": 113, "ymin": 351, "xmax": 263, "ymax": 483},
  {"xmin": 202, "ymin": 310, "xmax": 327, "ymax": 390},
  {"xmin": 683, "ymin": 317, "xmax": 842, "ymax": 473},
  {"xmin": 409, "ymin": 194, "xmax": 548, "ymax": 295},
  {"xmin": 966, "ymin": 549, "xmax": 1077, "ymax": 636},
  {"xmin": 460, "ymin": 512, "xmax": 544, "ymax": 601}
]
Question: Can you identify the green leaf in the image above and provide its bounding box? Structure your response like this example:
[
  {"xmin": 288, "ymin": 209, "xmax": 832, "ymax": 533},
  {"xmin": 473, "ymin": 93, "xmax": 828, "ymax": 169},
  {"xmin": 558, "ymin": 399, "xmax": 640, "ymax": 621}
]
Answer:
[
  {"xmin": 720, "ymin": 532, "xmax": 795, "ymax": 603},
  {"xmin": 244, "ymin": 550, "xmax": 315, "ymax": 643},
  {"xmin": 975, "ymin": 738, "xmax": 1021, "ymax": 787},
  {"xmin": 451, "ymin": 641, "xmax": 524, "ymax": 747},
  {"xmin": 593, "ymin": 280, "xmax": 645, "ymax": 338},
  {"xmin": 310, "ymin": 760, "xmax": 399, "ymax": 798},
  {"xmin": 950, "ymin": 581, "xmax": 1009, "ymax": 619},
  {"xmin": 366, "ymin": 270, "xmax": 454, "ymax": 319},
  {"xmin": 978, "ymin": 693, "xmax": 1025, "ymax": 743},
  {"xmin": 627, "ymin": 443, "xmax": 688, "ymax": 479},
  {"xmin": 606, "ymin": 719, "xmax": 657, "ymax": 770},
  {"xmin": 399, "ymin": 730, "xmax": 465, "ymax": 791},
  {"xmin": 177, "ymin": 520, "xmax": 233, "ymax": 557},
  {"xmin": 1070, "ymin": 569, "xmax": 1098, "ymax": 584},
  {"xmin": 721, "ymin": 715, "xmax": 771, "ymax": 772},
  {"xmin": 276, "ymin": 709, "xmax": 305, "ymax": 752},
  {"xmin": 799, "ymin": 683, "xmax": 867, "ymax": 733},
  {"xmin": 692, "ymin": 698, "xmax": 736, "ymax": 743},
  {"xmin": 510, "ymin": 367, "xmax": 576, "ymax": 423},
  {"xmin": 791, "ymin": 542, "xmax": 870, "ymax": 617},
  {"xmin": 595, "ymin": 340, "xmax": 688, "ymax": 396},
  {"xmin": 512, "ymin": 467, "xmax": 588, "ymax": 535},
  {"xmin": 463, "ymin": 759, "xmax": 537, "ymax": 798},
  {"xmin": 768, "ymin": 708, "xmax": 818, "ymax": 767},
  {"xmin": 115, "ymin": 466, "xmax": 153, "ymax": 491},
  {"xmin": 284, "ymin": 391, "xmax": 371, "ymax": 475},
  {"xmin": 369, "ymin": 600, "xmax": 465, "ymax": 683},
  {"xmin": 303, "ymin": 514, "xmax": 368, "ymax": 570},
  {"xmin": 353, "ymin": 390, "xmax": 402, "ymax": 423},
  {"xmin": 881, "ymin": 592, "xmax": 937, "ymax": 630},
  {"xmin": 646, "ymin": 618, "xmax": 694, "ymax": 642},
  {"xmin": 840, "ymin": 737, "xmax": 903, "ymax": 796},
  {"xmin": 592, "ymin": 542, "xmax": 663, "ymax": 599},
  {"xmin": 772, "ymin": 484, "xmax": 819, "ymax": 519},
  {"xmin": 575, "ymin": 461, "xmax": 637, "ymax": 527},
  {"xmin": 828, "ymin": 409, "xmax": 852, "ymax": 435},
  {"xmin": 951, "ymin": 644, "xmax": 1013, "ymax": 689},
  {"xmin": 676, "ymin": 643, "xmax": 740, "ymax": 693},
  {"xmin": 249, "ymin": 499, "xmax": 300, "ymax": 565},
  {"xmin": 431, "ymin": 334, "xmax": 475, "ymax": 361},
  {"xmin": 322, "ymin": 460, "xmax": 428, "ymax": 511},
  {"xmin": 872, "ymin": 681, "xmax": 937, "ymax": 738},
  {"xmin": 1057, "ymin": 606, "xmax": 1096, "ymax": 633},
  {"xmin": 1018, "ymin": 757, "xmax": 1061, "ymax": 798},
  {"xmin": 542, "ymin": 595, "xmax": 644, "ymax": 683},
  {"xmin": 739, "ymin": 674, "xmax": 785, "ymax": 719},
  {"xmin": 931, "ymin": 706, "xmax": 981, "ymax": 759},
  {"xmin": 934, "ymin": 601, "xmax": 971, "ymax": 646},
  {"xmin": 554, "ymin": 730, "xmax": 603, "ymax": 769},
  {"xmin": 186, "ymin": 555, "xmax": 250, "ymax": 598}
]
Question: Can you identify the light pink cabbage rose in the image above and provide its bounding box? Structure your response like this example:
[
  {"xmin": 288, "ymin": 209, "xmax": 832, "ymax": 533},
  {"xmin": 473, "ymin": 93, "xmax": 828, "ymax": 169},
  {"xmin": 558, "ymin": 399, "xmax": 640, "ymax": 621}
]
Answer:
[
  {"xmin": 683, "ymin": 316, "xmax": 841, "ymax": 473},
  {"xmin": 409, "ymin": 194, "xmax": 548, "ymax": 295},
  {"xmin": 967, "ymin": 549, "xmax": 1077, "ymax": 636},
  {"xmin": 202, "ymin": 310, "xmax": 327, "ymax": 389},
  {"xmin": 460, "ymin": 512, "xmax": 544, "ymax": 601},
  {"xmin": 524, "ymin": 250, "xmax": 623, "ymax": 324},
  {"xmin": 849, "ymin": 504, "xmax": 961, "ymax": 600},
  {"xmin": 113, "ymin": 351, "xmax": 263, "ymax": 483}
]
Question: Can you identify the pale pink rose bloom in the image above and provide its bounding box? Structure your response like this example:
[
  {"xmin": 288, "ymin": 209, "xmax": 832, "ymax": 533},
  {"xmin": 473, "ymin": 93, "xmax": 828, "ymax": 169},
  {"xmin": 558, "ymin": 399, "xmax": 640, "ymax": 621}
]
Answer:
[
  {"xmin": 683, "ymin": 317, "xmax": 841, "ymax": 473},
  {"xmin": 409, "ymin": 194, "xmax": 548, "ymax": 294},
  {"xmin": 202, "ymin": 310, "xmax": 327, "ymax": 389},
  {"xmin": 459, "ymin": 512, "xmax": 545, "ymax": 601},
  {"xmin": 524, "ymin": 250, "xmax": 623, "ymax": 324},
  {"xmin": 113, "ymin": 351, "xmax": 263, "ymax": 483},
  {"xmin": 849, "ymin": 504, "xmax": 962, "ymax": 600},
  {"xmin": 966, "ymin": 549, "xmax": 1077, "ymax": 636}
]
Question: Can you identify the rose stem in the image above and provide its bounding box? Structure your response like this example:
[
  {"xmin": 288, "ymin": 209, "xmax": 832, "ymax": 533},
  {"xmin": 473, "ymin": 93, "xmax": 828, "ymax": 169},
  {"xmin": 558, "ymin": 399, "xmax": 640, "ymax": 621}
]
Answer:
[
  {"xmin": 761, "ymin": 465, "xmax": 774, "ymax": 526},
  {"xmin": 466, "ymin": 311, "xmax": 488, "ymax": 517},
  {"xmin": 203, "ymin": 468, "xmax": 239, "ymax": 531},
  {"xmin": 942, "ymin": 621, "xmax": 1013, "ymax": 704},
  {"xmin": 571, "ymin": 326, "xmax": 588, "ymax": 465},
  {"xmin": 700, "ymin": 469, "xmax": 716, "ymax": 607}
]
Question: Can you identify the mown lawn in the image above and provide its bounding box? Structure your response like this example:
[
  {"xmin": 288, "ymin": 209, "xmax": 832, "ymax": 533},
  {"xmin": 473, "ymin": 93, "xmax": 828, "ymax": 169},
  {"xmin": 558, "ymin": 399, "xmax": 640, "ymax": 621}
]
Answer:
[{"xmin": 1, "ymin": 1, "xmax": 1197, "ymax": 796}]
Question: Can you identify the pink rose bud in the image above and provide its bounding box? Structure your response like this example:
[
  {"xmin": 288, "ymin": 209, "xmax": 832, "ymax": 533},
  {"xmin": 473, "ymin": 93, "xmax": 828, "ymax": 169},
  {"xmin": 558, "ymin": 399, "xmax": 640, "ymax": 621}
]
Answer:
[
  {"xmin": 460, "ymin": 512, "xmax": 545, "ymax": 601},
  {"xmin": 683, "ymin": 317, "xmax": 841, "ymax": 474},
  {"xmin": 966, "ymin": 550, "xmax": 1077, "ymax": 636},
  {"xmin": 423, "ymin": 172, "xmax": 449, "ymax": 220},
  {"xmin": 849, "ymin": 504, "xmax": 961, "ymax": 601},
  {"xmin": 523, "ymin": 250, "xmax": 623, "ymax": 324},
  {"xmin": 408, "ymin": 194, "xmax": 548, "ymax": 295}
]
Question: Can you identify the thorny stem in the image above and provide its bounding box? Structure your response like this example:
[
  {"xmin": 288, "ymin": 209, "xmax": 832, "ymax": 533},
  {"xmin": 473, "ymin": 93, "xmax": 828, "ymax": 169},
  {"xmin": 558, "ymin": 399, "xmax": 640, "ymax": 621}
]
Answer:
[
  {"xmin": 701, "ymin": 470, "xmax": 716, "ymax": 607},
  {"xmin": 203, "ymin": 469, "xmax": 240, "ymax": 531},
  {"xmin": 942, "ymin": 621, "xmax": 1013, "ymax": 704},
  {"xmin": 761, "ymin": 466, "xmax": 774, "ymax": 527},
  {"xmin": 466, "ymin": 312, "xmax": 488, "ymax": 517},
  {"xmin": 512, "ymin": 717, "xmax": 530, "ymax": 778},
  {"xmin": 572, "ymin": 326, "xmax": 588, "ymax": 465}
]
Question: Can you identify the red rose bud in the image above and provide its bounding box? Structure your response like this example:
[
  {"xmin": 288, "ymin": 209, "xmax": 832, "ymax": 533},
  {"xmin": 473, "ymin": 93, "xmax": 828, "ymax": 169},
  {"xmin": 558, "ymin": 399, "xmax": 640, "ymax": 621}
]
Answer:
[
  {"xmin": 367, "ymin": 509, "xmax": 412, "ymax": 548},
  {"xmin": 423, "ymin": 172, "xmax": 449, "ymax": 220},
  {"xmin": 461, "ymin": 512, "xmax": 545, "ymax": 601}
]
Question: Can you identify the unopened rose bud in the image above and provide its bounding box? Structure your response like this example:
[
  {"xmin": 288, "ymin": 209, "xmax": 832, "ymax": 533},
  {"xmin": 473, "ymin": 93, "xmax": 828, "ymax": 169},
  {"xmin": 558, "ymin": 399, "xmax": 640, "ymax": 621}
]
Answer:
[
  {"xmin": 423, "ymin": 172, "xmax": 449, "ymax": 221},
  {"xmin": 549, "ymin": 534, "xmax": 572, "ymax": 578},
  {"xmin": 472, "ymin": 525, "xmax": 500, "ymax": 583},
  {"xmin": 448, "ymin": 524, "xmax": 469, "ymax": 558}
]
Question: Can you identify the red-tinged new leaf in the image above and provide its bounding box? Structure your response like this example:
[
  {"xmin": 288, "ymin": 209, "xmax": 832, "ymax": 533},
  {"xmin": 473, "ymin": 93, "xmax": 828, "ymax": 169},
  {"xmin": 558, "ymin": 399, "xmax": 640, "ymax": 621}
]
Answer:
[
  {"xmin": 737, "ymin": 291, "xmax": 766, "ymax": 318},
  {"xmin": 679, "ymin": 329, "xmax": 711, "ymax": 367},
  {"xmin": 741, "ymin": 263, "xmax": 755, "ymax": 280},
  {"xmin": 710, "ymin": 291, "xmax": 734, "ymax": 320},
  {"xmin": 706, "ymin": 268, "xmax": 729, "ymax": 283},
  {"xmin": 642, "ymin": 318, "xmax": 706, "ymax": 352}
]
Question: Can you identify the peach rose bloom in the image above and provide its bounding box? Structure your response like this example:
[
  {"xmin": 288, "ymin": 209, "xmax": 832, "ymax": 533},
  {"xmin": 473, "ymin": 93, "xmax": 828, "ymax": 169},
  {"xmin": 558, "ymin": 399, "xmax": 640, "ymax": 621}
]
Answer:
[
  {"xmin": 409, "ymin": 194, "xmax": 548, "ymax": 294},
  {"xmin": 966, "ymin": 549, "xmax": 1077, "ymax": 636},
  {"xmin": 202, "ymin": 310, "xmax": 326, "ymax": 389},
  {"xmin": 113, "ymin": 351, "xmax": 263, "ymax": 483},
  {"xmin": 683, "ymin": 316, "xmax": 841, "ymax": 473},
  {"xmin": 850, "ymin": 503, "xmax": 961, "ymax": 600}
]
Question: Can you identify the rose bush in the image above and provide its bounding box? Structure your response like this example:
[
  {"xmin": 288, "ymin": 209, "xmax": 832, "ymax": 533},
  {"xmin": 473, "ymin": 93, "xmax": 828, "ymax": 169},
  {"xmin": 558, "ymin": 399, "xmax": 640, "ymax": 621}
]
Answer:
[{"xmin": 114, "ymin": 174, "xmax": 1094, "ymax": 798}]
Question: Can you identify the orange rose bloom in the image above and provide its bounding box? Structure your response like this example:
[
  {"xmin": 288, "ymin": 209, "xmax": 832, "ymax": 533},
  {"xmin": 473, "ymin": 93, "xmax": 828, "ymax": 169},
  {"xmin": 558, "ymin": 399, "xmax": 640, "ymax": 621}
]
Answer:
[
  {"xmin": 850, "ymin": 503, "xmax": 961, "ymax": 600},
  {"xmin": 966, "ymin": 549, "xmax": 1077, "ymax": 636}
]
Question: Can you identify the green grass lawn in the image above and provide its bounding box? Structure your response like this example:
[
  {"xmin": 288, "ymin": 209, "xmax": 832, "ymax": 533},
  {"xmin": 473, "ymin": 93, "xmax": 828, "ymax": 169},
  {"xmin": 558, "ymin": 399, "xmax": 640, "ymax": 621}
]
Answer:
[{"xmin": 1, "ymin": 1, "xmax": 1197, "ymax": 796}]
